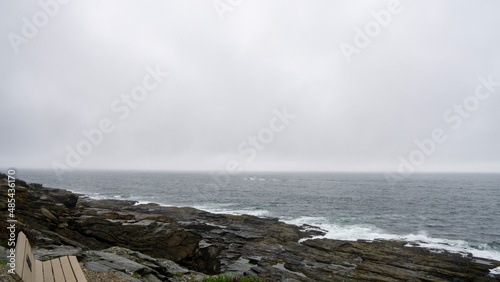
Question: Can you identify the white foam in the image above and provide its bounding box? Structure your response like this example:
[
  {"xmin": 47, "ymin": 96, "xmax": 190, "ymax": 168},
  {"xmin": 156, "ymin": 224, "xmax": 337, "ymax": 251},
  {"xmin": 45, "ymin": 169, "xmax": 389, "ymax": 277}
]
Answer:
[
  {"xmin": 82, "ymin": 192, "xmax": 129, "ymax": 201},
  {"xmin": 86, "ymin": 193, "xmax": 107, "ymax": 200},
  {"xmin": 131, "ymin": 200, "xmax": 174, "ymax": 207},
  {"xmin": 205, "ymin": 208, "xmax": 270, "ymax": 217},
  {"xmin": 193, "ymin": 204, "xmax": 269, "ymax": 217},
  {"xmin": 134, "ymin": 201, "xmax": 153, "ymax": 205},
  {"xmin": 490, "ymin": 266, "xmax": 500, "ymax": 275},
  {"xmin": 285, "ymin": 216, "xmax": 500, "ymax": 262}
]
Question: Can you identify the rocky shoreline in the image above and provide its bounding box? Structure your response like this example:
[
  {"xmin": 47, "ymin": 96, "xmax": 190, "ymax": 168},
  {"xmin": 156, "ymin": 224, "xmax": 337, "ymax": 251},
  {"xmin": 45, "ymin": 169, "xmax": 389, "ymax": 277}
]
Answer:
[{"xmin": 1, "ymin": 174, "xmax": 500, "ymax": 281}]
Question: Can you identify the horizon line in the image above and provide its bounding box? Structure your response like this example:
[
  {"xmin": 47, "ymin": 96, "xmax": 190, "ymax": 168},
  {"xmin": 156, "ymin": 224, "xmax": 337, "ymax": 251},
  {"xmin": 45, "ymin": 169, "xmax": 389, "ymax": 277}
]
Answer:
[{"xmin": 2, "ymin": 167, "xmax": 500, "ymax": 174}]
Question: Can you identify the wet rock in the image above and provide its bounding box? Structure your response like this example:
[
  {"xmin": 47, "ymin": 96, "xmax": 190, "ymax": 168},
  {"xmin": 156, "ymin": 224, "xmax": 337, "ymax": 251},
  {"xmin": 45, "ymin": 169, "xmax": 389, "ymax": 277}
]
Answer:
[
  {"xmin": 100, "ymin": 211, "xmax": 135, "ymax": 220},
  {"xmin": 85, "ymin": 261, "xmax": 113, "ymax": 272},
  {"xmin": 143, "ymin": 274, "xmax": 162, "ymax": 282},
  {"xmin": 33, "ymin": 245, "xmax": 82, "ymax": 260},
  {"xmin": 82, "ymin": 246, "xmax": 201, "ymax": 281},
  {"xmin": 42, "ymin": 189, "xmax": 79, "ymax": 208},
  {"xmin": 74, "ymin": 216, "xmax": 201, "ymax": 263},
  {"xmin": 84, "ymin": 250, "xmax": 153, "ymax": 276},
  {"xmin": 81, "ymin": 198, "xmax": 138, "ymax": 209},
  {"xmin": 136, "ymin": 214, "xmax": 176, "ymax": 224},
  {"xmin": 193, "ymin": 240, "xmax": 220, "ymax": 274},
  {"xmin": 0, "ymin": 246, "xmax": 10, "ymax": 262},
  {"xmin": 40, "ymin": 207, "xmax": 58, "ymax": 223},
  {"xmin": 157, "ymin": 259, "xmax": 191, "ymax": 275}
]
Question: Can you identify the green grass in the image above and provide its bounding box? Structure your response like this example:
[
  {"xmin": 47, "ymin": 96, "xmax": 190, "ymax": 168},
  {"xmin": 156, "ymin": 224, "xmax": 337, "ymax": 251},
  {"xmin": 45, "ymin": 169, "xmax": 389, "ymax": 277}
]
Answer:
[
  {"xmin": 198, "ymin": 274, "xmax": 268, "ymax": 282},
  {"xmin": 0, "ymin": 240, "xmax": 8, "ymax": 248},
  {"xmin": 0, "ymin": 261, "xmax": 8, "ymax": 265}
]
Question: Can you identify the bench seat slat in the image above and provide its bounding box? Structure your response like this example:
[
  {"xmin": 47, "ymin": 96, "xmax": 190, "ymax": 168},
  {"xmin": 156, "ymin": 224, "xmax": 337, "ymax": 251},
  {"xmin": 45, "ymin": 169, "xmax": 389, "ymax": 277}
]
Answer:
[
  {"xmin": 68, "ymin": 256, "xmax": 87, "ymax": 282},
  {"xmin": 50, "ymin": 258, "xmax": 65, "ymax": 281},
  {"xmin": 34, "ymin": 260, "xmax": 43, "ymax": 282},
  {"xmin": 60, "ymin": 256, "xmax": 77, "ymax": 282},
  {"xmin": 42, "ymin": 260, "xmax": 54, "ymax": 282}
]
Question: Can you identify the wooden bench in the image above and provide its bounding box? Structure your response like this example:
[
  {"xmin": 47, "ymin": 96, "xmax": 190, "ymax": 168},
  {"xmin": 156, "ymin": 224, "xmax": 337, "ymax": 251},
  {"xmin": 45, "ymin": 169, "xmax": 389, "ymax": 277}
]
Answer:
[{"xmin": 10, "ymin": 232, "xmax": 87, "ymax": 282}]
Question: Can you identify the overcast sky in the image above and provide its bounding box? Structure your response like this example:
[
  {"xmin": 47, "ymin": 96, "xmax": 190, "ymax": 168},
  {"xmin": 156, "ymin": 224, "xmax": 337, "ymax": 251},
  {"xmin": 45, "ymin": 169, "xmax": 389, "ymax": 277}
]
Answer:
[{"xmin": 1, "ymin": 0, "xmax": 499, "ymax": 173}]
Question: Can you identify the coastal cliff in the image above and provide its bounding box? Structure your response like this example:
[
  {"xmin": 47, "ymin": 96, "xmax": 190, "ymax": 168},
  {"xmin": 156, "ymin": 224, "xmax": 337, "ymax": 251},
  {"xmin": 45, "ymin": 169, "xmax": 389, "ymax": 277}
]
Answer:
[{"xmin": 1, "ymin": 173, "xmax": 499, "ymax": 281}]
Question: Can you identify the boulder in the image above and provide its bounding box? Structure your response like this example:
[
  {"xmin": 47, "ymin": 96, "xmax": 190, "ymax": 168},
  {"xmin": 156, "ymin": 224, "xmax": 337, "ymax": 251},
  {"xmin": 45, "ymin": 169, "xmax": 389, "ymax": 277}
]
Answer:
[
  {"xmin": 42, "ymin": 189, "xmax": 79, "ymax": 208},
  {"xmin": 83, "ymin": 246, "xmax": 205, "ymax": 281},
  {"xmin": 33, "ymin": 245, "xmax": 82, "ymax": 260},
  {"xmin": 191, "ymin": 240, "xmax": 220, "ymax": 275},
  {"xmin": 74, "ymin": 216, "xmax": 201, "ymax": 262},
  {"xmin": 84, "ymin": 250, "xmax": 154, "ymax": 276}
]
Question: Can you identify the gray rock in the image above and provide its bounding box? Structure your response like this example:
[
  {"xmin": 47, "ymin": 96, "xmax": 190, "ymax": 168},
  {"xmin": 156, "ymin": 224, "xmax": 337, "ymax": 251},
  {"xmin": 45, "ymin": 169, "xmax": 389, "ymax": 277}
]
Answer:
[
  {"xmin": 100, "ymin": 246, "xmax": 195, "ymax": 279},
  {"xmin": 33, "ymin": 245, "xmax": 82, "ymax": 260},
  {"xmin": 40, "ymin": 207, "xmax": 58, "ymax": 223},
  {"xmin": 85, "ymin": 261, "xmax": 113, "ymax": 272},
  {"xmin": 143, "ymin": 273, "xmax": 162, "ymax": 282},
  {"xmin": 81, "ymin": 198, "xmax": 138, "ymax": 209},
  {"xmin": 196, "ymin": 240, "xmax": 220, "ymax": 274},
  {"xmin": 103, "ymin": 247, "xmax": 160, "ymax": 269},
  {"xmin": 38, "ymin": 229, "xmax": 89, "ymax": 250},
  {"xmin": 84, "ymin": 250, "xmax": 151, "ymax": 275},
  {"xmin": 223, "ymin": 257, "xmax": 254, "ymax": 274},
  {"xmin": 0, "ymin": 246, "xmax": 11, "ymax": 262},
  {"xmin": 156, "ymin": 258, "xmax": 190, "ymax": 275},
  {"xmin": 74, "ymin": 216, "xmax": 201, "ymax": 263}
]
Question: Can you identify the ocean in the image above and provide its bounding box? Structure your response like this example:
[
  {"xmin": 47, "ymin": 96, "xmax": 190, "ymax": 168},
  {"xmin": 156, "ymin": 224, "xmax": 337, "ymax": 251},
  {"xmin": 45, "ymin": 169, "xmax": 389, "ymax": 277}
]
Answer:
[{"xmin": 14, "ymin": 169, "xmax": 500, "ymax": 264}]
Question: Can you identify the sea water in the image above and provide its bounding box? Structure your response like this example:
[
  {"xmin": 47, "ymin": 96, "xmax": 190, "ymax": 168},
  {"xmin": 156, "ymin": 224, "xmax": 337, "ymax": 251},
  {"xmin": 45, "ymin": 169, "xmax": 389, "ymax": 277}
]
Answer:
[{"xmin": 15, "ymin": 170, "xmax": 500, "ymax": 263}]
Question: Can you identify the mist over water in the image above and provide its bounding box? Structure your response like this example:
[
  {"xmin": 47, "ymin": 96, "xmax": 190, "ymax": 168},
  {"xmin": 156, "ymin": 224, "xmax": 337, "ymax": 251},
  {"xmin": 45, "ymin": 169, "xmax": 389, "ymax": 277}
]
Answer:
[{"xmin": 16, "ymin": 169, "xmax": 500, "ymax": 261}]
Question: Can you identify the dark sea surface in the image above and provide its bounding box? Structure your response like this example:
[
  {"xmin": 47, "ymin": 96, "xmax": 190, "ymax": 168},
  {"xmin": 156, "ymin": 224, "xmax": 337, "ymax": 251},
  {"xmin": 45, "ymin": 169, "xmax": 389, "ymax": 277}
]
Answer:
[{"xmin": 14, "ymin": 169, "xmax": 500, "ymax": 262}]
